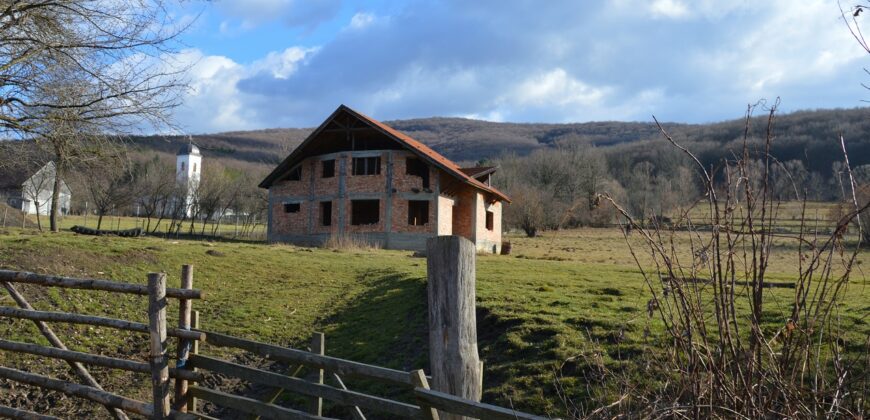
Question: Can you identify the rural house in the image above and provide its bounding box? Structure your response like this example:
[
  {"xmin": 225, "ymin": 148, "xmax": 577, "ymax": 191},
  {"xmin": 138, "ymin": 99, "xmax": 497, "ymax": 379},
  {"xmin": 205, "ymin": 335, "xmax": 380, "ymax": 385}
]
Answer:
[
  {"xmin": 259, "ymin": 105, "xmax": 511, "ymax": 252},
  {"xmin": 0, "ymin": 161, "xmax": 71, "ymax": 216}
]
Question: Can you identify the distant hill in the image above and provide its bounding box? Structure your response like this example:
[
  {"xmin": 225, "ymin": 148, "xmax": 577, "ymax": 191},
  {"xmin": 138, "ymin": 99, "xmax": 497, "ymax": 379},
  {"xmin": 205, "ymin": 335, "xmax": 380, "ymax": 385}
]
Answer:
[{"xmin": 130, "ymin": 106, "xmax": 870, "ymax": 174}]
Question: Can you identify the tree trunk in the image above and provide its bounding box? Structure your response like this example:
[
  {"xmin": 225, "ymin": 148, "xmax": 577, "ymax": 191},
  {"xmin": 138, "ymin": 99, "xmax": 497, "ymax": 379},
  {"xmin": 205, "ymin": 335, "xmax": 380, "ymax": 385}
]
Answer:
[
  {"xmin": 97, "ymin": 213, "xmax": 104, "ymax": 230},
  {"xmin": 34, "ymin": 202, "xmax": 42, "ymax": 231},
  {"xmin": 49, "ymin": 165, "xmax": 63, "ymax": 232}
]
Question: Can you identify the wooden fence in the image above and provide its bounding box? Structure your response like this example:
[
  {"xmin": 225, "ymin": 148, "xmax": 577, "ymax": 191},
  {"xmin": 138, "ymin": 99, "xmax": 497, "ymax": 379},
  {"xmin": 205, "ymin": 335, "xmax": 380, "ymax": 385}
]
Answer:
[{"xmin": 0, "ymin": 236, "xmax": 547, "ymax": 419}]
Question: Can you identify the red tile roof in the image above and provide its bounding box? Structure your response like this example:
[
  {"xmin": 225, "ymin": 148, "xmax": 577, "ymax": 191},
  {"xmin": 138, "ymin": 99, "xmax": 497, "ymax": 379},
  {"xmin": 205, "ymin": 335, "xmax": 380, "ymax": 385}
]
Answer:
[
  {"xmin": 459, "ymin": 166, "xmax": 497, "ymax": 178},
  {"xmin": 260, "ymin": 105, "xmax": 511, "ymax": 203}
]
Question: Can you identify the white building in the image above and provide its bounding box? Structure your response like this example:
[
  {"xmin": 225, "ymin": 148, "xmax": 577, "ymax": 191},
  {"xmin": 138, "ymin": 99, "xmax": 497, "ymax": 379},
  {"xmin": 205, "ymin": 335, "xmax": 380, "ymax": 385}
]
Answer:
[
  {"xmin": 176, "ymin": 143, "xmax": 201, "ymax": 218},
  {"xmin": 0, "ymin": 161, "xmax": 72, "ymax": 215}
]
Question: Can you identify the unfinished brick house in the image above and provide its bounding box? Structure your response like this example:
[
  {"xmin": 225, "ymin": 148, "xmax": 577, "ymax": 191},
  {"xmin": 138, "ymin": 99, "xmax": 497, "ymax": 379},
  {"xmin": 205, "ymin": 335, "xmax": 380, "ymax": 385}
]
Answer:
[{"xmin": 259, "ymin": 105, "xmax": 510, "ymax": 252}]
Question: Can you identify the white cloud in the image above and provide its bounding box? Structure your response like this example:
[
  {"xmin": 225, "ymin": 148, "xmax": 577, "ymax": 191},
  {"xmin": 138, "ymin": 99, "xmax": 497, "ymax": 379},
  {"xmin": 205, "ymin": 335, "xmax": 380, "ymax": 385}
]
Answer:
[
  {"xmin": 649, "ymin": 0, "xmax": 689, "ymax": 19},
  {"xmin": 166, "ymin": 46, "xmax": 316, "ymax": 133},
  {"xmin": 251, "ymin": 47, "xmax": 318, "ymax": 79},
  {"xmin": 348, "ymin": 12, "xmax": 375, "ymax": 30},
  {"xmin": 691, "ymin": 0, "xmax": 864, "ymax": 95},
  {"xmin": 507, "ymin": 68, "xmax": 610, "ymax": 107}
]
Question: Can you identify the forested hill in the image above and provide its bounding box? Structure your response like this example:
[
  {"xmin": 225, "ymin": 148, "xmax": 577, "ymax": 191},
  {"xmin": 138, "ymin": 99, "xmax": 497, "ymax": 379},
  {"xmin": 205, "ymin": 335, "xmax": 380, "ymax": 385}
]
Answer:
[{"xmin": 131, "ymin": 107, "xmax": 870, "ymax": 173}]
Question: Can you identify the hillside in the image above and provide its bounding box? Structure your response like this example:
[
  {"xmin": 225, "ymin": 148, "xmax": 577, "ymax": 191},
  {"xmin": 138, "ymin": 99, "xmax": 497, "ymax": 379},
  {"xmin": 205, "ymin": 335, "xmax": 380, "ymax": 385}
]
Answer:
[{"xmin": 129, "ymin": 107, "xmax": 870, "ymax": 174}]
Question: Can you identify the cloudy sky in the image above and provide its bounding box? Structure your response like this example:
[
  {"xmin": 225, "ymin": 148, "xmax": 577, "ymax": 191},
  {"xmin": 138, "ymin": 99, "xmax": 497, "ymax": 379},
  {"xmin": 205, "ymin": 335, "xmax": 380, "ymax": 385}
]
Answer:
[{"xmin": 167, "ymin": 0, "xmax": 870, "ymax": 133}]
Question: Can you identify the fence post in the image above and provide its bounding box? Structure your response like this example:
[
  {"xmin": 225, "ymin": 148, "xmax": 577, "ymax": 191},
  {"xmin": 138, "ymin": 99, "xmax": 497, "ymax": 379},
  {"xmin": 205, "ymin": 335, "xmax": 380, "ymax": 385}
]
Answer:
[
  {"xmin": 173, "ymin": 265, "xmax": 194, "ymax": 412},
  {"xmin": 308, "ymin": 332, "xmax": 325, "ymax": 416},
  {"xmin": 410, "ymin": 369, "xmax": 440, "ymax": 420},
  {"xmin": 187, "ymin": 310, "xmax": 200, "ymax": 413},
  {"xmin": 147, "ymin": 272, "xmax": 170, "ymax": 419},
  {"xmin": 425, "ymin": 236, "xmax": 482, "ymax": 420}
]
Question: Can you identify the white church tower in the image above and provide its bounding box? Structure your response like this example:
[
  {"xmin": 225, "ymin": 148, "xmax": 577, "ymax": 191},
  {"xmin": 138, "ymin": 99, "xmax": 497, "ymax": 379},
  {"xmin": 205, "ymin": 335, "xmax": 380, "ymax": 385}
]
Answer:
[{"xmin": 176, "ymin": 141, "xmax": 201, "ymax": 218}]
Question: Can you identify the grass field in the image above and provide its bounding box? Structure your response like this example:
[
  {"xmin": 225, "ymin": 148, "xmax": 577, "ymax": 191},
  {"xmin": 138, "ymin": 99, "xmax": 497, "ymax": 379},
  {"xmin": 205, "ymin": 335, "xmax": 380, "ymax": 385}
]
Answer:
[{"xmin": 0, "ymin": 220, "xmax": 868, "ymax": 417}]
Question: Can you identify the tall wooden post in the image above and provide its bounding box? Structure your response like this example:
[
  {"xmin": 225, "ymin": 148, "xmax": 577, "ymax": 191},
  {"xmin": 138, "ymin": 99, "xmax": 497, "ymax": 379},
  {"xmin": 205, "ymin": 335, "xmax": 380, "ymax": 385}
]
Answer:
[
  {"xmin": 173, "ymin": 265, "xmax": 194, "ymax": 412},
  {"xmin": 308, "ymin": 332, "xmax": 325, "ymax": 416},
  {"xmin": 147, "ymin": 272, "xmax": 170, "ymax": 419},
  {"xmin": 425, "ymin": 236, "xmax": 482, "ymax": 420},
  {"xmin": 187, "ymin": 310, "xmax": 200, "ymax": 413}
]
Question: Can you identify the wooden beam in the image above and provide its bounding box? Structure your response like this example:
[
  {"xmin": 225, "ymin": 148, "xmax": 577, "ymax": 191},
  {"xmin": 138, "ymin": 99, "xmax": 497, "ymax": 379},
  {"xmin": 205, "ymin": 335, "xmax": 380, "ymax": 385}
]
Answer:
[
  {"xmin": 200, "ymin": 331, "xmax": 412, "ymax": 385},
  {"xmin": 0, "ymin": 306, "xmax": 205, "ymax": 341},
  {"xmin": 410, "ymin": 370, "xmax": 439, "ymax": 420},
  {"xmin": 0, "ymin": 270, "xmax": 203, "ymax": 299},
  {"xmin": 0, "ymin": 404, "xmax": 61, "ymax": 420},
  {"xmin": 0, "ymin": 282, "xmax": 130, "ymax": 420},
  {"xmin": 189, "ymin": 355, "xmax": 420, "ymax": 418},
  {"xmin": 148, "ymin": 273, "xmax": 170, "ymax": 419},
  {"xmin": 308, "ymin": 332, "xmax": 325, "ymax": 416},
  {"xmin": 188, "ymin": 386, "xmax": 330, "ymax": 420},
  {"xmin": 0, "ymin": 366, "xmax": 152, "ymax": 418},
  {"xmin": 173, "ymin": 265, "xmax": 194, "ymax": 412},
  {"xmin": 0, "ymin": 339, "xmax": 202, "ymax": 382},
  {"xmin": 414, "ymin": 388, "xmax": 547, "ymax": 420},
  {"xmin": 426, "ymin": 236, "xmax": 482, "ymax": 420},
  {"xmin": 331, "ymin": 373, "xmax": 365, "ymax": 420},
  {"xmin": 187, "ymin": 310, "xmax": 200, "ymax": 414}
]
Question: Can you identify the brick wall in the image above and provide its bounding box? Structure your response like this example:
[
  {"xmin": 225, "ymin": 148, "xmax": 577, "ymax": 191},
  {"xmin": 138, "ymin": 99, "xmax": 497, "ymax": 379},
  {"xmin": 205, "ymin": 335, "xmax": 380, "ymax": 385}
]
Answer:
[
  {"xmin": 475, "ymin": 195, "xmax": 502, "ymax": 253},
  {"xmin": 391, "ymin": 196, "xmax": 436, "ymax": 234},
  {"xmin": 268, "ymin": 149, "xmax": 502, "ymax": 249},
  {"xmin": 345, "ymin": 152, "xmax": 386, "ymax": 193},
  {"xmin": 437, "ymin": 195, "xmax": 455, "ymax": 235},
  {"xmin": 451, "ymin": 186, "xmax": 476, "ymax": 240},
  {"xmin": 271, "ymin": 200, "xmax": 309, "ymax": 235}
]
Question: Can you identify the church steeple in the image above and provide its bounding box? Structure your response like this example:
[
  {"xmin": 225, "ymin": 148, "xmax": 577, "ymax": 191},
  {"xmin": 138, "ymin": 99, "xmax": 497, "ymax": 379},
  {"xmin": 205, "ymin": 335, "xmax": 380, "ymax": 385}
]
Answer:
[{"xmin": 176, "ymin": 136, "xmax": 202, "ymax": 217}]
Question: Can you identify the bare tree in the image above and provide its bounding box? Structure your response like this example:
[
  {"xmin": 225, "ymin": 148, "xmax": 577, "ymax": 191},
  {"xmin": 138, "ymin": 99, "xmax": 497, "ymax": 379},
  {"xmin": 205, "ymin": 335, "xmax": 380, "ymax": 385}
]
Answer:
[
  {"xmin": 132, "ymin": 155, "xmax": 176, "ymax": 233},
  {"xmin": 82, "ymin": 158, "xmax": 135, "ymax": 230},
  {"xmin": 0, "ymin": 1, "xmax": 190, "ymax": 232}
]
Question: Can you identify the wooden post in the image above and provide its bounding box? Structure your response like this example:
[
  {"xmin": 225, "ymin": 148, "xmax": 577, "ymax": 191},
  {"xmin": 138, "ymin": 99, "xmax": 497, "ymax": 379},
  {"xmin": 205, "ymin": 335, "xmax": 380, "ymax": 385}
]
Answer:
[
  {"xmin": 308, "ymin": 332, "xmax": 325, "ymax": 416},
  {"xmin": 187, "ymin": 310, "xmax": 200, "ymax": 413},
  {"xmin": 173, "ymin": 265, "xmax": 194, "ymax": 412},
  {"xmin": 410, "ymin": 369, "xmax": 439, "ymax": 420},
  {"xmin": 147, "ymin": 272, "xmax": 170, "ymax": 419},
  {"xmin": 426, "ymin": 236, "xmax": 482, "ymax": 420}
]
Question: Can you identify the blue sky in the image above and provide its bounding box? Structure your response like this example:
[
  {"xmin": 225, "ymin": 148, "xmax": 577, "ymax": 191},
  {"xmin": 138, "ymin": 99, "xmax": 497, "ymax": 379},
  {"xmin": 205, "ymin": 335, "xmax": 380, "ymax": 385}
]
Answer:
[{"xmin": 166, "ymin": 0, "xmax": 870, "ymax": 134}]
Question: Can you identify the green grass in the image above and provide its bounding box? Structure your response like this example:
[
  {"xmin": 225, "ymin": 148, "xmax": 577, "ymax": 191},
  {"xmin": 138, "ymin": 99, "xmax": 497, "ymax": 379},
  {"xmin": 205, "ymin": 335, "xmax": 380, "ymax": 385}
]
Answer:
[
  {"xmin": 10, "ymin": 213, "xmax": 266, "ymax": 239},
  {"xmin": 0, "ymin": 226, "xmax": 867, "ymax": 418}
]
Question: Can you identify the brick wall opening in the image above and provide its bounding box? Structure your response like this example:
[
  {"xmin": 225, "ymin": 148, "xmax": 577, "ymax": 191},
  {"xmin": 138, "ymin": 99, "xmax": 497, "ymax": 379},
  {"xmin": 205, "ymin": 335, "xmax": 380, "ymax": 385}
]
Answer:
[
  {"xmin": 351, "ymin": 199, "xmax": 379, "ymax": 225},
  {"xmin": 408, "ymin": 200, "xmax": 429, "ymax": 226},
  {"xmin": 284, "ymin": 202, "xmax": 300, "ymax": 213},
  {"xmin": 320, "ymin": 201, "xmax": 332, "ymax": 226},
  {"xmin": 485, "ymin": 210, "xmax": 494, "ymax": 231},
  {"xmin": 287, "ymin": 166, "xmax": 301, "ymax": 181},
  {"xmin": 406, "ymin": 158, "xmax": 430, "ymax": 189},
  {"xmin": 322, "ymin": 160, "xmax": 335, "ymax": 178},
  {"xmin": 352, "ymin": 157, "xmax": 381, "ymax": 175}
]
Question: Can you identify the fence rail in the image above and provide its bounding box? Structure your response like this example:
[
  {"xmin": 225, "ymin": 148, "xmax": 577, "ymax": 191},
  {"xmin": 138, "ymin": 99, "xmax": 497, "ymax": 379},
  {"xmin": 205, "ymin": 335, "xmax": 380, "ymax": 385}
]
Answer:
[{"xmin": 0, "ymin": 242, "xmax": 549, "ymax": 419}]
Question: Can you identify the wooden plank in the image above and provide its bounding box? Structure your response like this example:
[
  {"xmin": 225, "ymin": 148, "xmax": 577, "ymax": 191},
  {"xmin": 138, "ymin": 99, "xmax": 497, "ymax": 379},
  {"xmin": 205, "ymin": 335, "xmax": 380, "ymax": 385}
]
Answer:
[
  {"xmin": 331, "ymin": 373, "xmax": 365, "ymax": 420},
  {"xmin": 414, "ymin": 388, "xmax": 547, "ymax": 420},
  {"xmin": 200, "ymin": 331, "xmax": 412, "ymax": 385},
  {"xmin": 187, "ymin": 386, "xmax": 331, "ymax": 420},
  {"xmin": 0, "ymin": 282, "xmax": 130, "ymax": 420},
  {"xmin": 0, "ymin": 306, "xmax": 205, "ymax": 341},
  {"xmin": 0, "ymin": 404, "xmax": 61, "ymax": 420},
  {"xmin": 148, "ymin": 273, "xmax": 170, "ymax": 419},
  {"xmin": 174, "ymin": 265, "xmax": 194, "ymax": 412},
  {"xmin": 187, "ymin": 310, "xmax": 200, "ymax": 413},
  {"xmin": 0, "ymin": 270, "xmax": 203, "ymax": 299},
  {"xmin": 426, "ymin": 236, "xmax": 482, "ymax": 420},
  {"xmin": 0, "ymin": 365, "xmax": 153, "ymax": 417},
  {"xmin": 0, "ymin": 339, "xmax": 202, "ymax": 381},
  {"xmin": 188, "ymin": 355, "xmax": 420, "ymax": 418},
  {"xmin": 308, "ymin": 332, "xmax": 324, "ymax": 416},
  {"xmin": 410, "ymin": 370, "xmax": 439, "ymax": 420}
]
